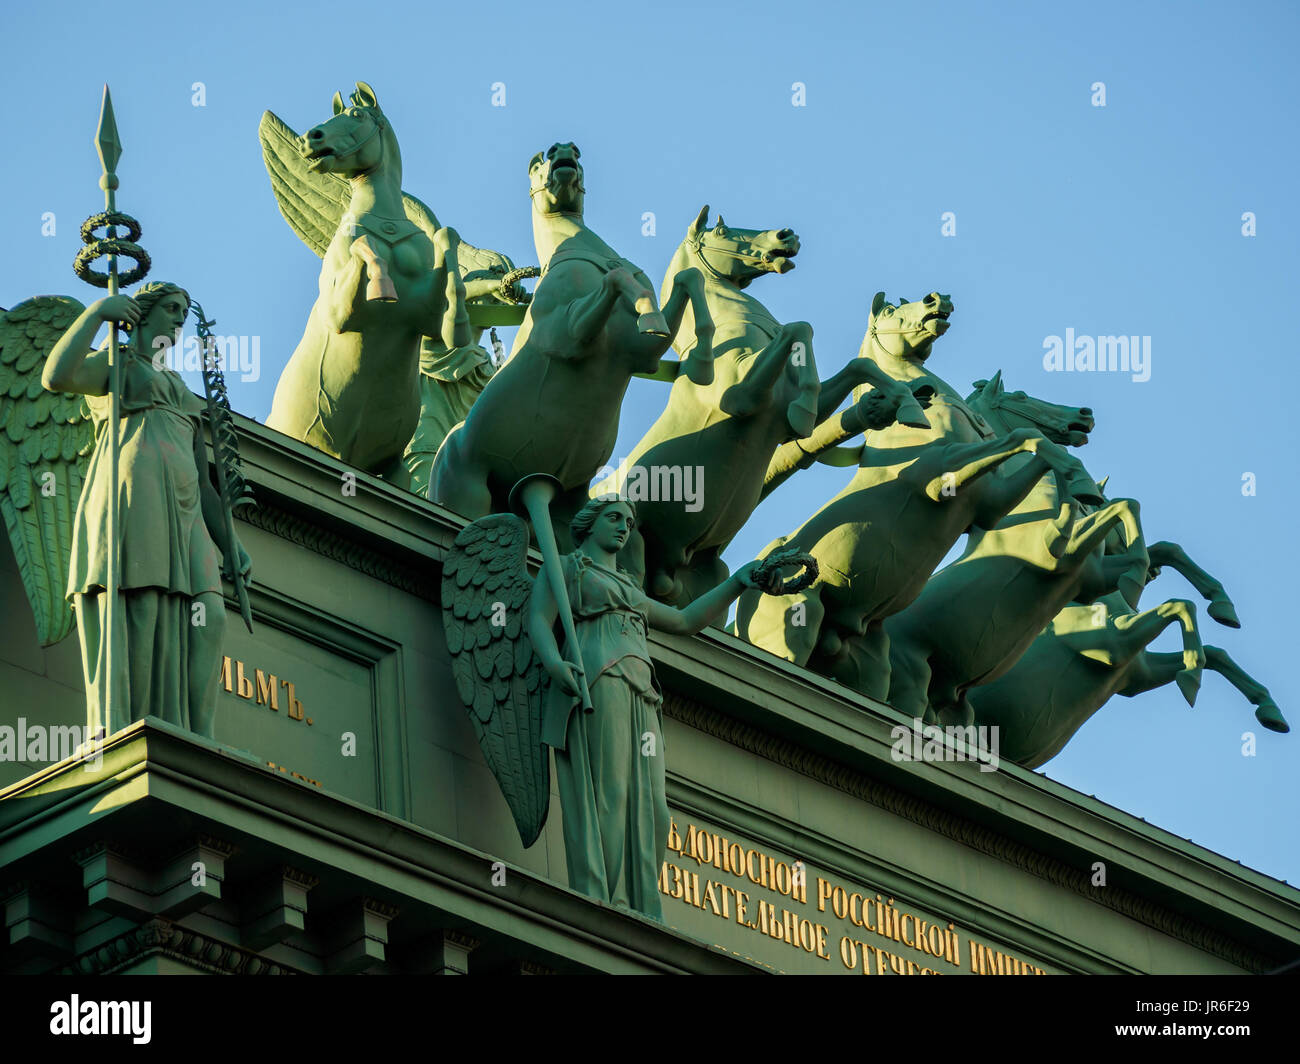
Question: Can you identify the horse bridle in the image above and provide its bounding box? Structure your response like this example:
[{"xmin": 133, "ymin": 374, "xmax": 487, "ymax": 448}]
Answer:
[{"xmin": 689, "ymin": 231, "xmax": 787, "ymax": 282}]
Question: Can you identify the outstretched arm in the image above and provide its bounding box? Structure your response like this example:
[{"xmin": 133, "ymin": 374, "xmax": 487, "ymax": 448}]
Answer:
[{"xmin": 646, "ymin": 563, "xmax": 761, "ymax": 636}]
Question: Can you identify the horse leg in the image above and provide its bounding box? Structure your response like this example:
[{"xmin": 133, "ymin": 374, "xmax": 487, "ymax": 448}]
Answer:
[
  {"xmin": 1110, "ymin": 599, "xmax": 1204, "ymax": 705},
  {"xmin": 887, "ymin": 635, "xmax": 934, "ymax": 724},
  {"xmin": 1065, "ymin": 498, "xmax": 1149, "ymax": 599},
  {"xmin": 720, "ymin": 321, "xmax": 818, "ymax": 435},
  {"xmin": 1204, "ymin": 646, "xmax": 1289, "ymax": 733},
  {"xmin": 427, "ymin": 424, "xmax": 493, "ymax": 518},
  {"xmin": 1147, "ymin": 540, "xmax": 1241, "ymax": 628},
  {"xmin": 921, "ymin": 431, "xmax": 1038, "ymax": 503},
  {"xmin": 324, "ymin": 246, "xmax": 371, "ymax": 333},
  {"xmin": 842, "ymin": 356, "xmax": 930, "ymax": 429},
  {"xmin": 436, "ymin": 230, "xmax": 471, "ymax": 350},
  {"xmin": 350, "ymin": 234, "xmax": 398, "ymax": 302},
  {"xmin": 658, "ymin": 266, "xmax": 716, "ymax": 385},
  {"xmin": 676, "ymin": 549, "xmax": 730, "ymax": 608}
]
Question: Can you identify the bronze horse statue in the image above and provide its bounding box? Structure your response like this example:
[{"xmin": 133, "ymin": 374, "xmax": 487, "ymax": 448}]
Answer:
[
  {"xmin": 266, "ymin": 82, "xmax": 470, "ymax": 478},
  {"xmin": 885, "ymin": 374, "xmax": 1154, "ymax": 726},
  {"xmin": 968, "ymin": 496, "xmax": 1288, "ymax": 767},
  {"xmin": 735, "ymin": 309, "xmax": 1090, "ymax": 701},
  {"xmin": 594, "ymin": 207, "xmax": 929, "ymax": 604},
  {"xmin": 430, "ymin": 144, "xmax": 716, "ymax": 534}
]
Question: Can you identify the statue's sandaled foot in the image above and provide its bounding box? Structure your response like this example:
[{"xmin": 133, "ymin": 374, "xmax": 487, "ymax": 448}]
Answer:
[
  {"xmin": 1207, "ymin": 595, "xmax": 1241, "ymax": 629},
  {"xmin": 637, "ymin": 311, "xmax": 670, "ymax": 337},
  {"xmin": 1255, "ymin": 699, "xmax": 1289, "ymax": 734}
]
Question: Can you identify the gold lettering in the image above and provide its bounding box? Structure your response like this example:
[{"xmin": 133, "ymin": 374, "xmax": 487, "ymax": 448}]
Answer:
[
  {"xmin": 235, "ymin": 660, "xmax": 254, "ymax": 699},
  {"xmin": 839, "ymin": 935, "xmax": 857, "ymax": 970},
  {"xmin": 746, "ymin": 849, "xmax": 763, "ymax": 885},
  {"xmin": 734, "ymin": 889, "xmax": 749, "ymax": 927},
  {"xmin": 666, "ymin": 819, "xmax": 682, "ymax": 853},
  {"xmin": 716, "ymin": 883, "xmax": 733, "ymax": 919},
  {"xmin": 684, "ymin": 870, "xmax": 702, "ymax": 908},
  {"xmin": 815, "ymin": 924, "xmax": 830, "ymax": 960},
  {"xmin": 280, "ymin": 679, "xmax": 304, "ymax": 720},
  {"xmin": 774, "ymin": 861, "xmax": 791, "ymax": 896},
  {"xmin": 695, "ymin": 832, "xmax": 713, "ymax": 866},
  {"xmin": 728, "ymin": 843, "xmax": 744, "ymax": 876},
  {"xmin": 900, "ymin": 912, "xmax": 915, "ymax": 947},
  {"xmin": 817, "ymin": 877, "xmax": 833, "ymax": 912},
  {"xmin": 255, "ymin": 669, "xmax": 279, "ymax": 710},
  {"xmin": 668, "ymin": 863, "xmax": 684, "ymax": 901},
  {"xmin": 219, "ymin": 656, "xmax": 232, "ymax": 692}
]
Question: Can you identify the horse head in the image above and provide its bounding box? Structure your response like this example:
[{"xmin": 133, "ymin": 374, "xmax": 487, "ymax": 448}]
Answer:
[
  {"xmin": 529, "ymin": 142, "xmax": 585, "ymax": 217},
  {"xmin": 302, "ymin": 81, "xmax": 399, "ymax": 181},
  {"xmin": 680, "ymin": 205, "xmax": 799, "ymax": 289},
  {"xmin": 968, "ymin": 371, "xmax": 1094, "ymax": 446},
  {"xmin": 967, "ymin": 371, "xmax": 1104, "ymax": 503},
  {"xmin": 862, "ymin": 291, "xmax": 953, "ymax": 366}
]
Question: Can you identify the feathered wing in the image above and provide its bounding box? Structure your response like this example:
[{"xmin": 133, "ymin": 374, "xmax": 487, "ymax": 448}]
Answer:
[
  {"xmin": 441, "ymin": 513, "xmax": 550, "ymax": 846},
  {"xmin": 258, "ymin": 109, "xmax": 517, "ymax": 282},
  {"xmin": 258, "ymin": 110, "xmax": 351, "ymax": 257},
  {"xmin": 0, "ymin": 297, "xmax": 94, "ymax": 645}
]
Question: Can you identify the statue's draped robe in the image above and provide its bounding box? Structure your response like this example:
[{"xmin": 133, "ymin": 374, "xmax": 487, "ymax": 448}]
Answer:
[
  {"xmin": 542, "ymin": 553, "xmax": 669, "ymax": 920},
  {"xmin": 404, "ymin": 342, "xmax": 493, "ymax": 497},
  {"xmin": 68, "ymin": 352, "xmax": 225, "ymax": 736}
]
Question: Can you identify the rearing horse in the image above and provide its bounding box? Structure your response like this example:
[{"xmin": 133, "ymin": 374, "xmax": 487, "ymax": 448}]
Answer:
[
  {"xmin": 430, "ymin": 143, "xmax": 716, "ymax": 536},
  {"xmin": 885, "ymin": 374, "xmax": 1153, "ymax": 726},
  {"xmin": 268, "ymin": 82, "xmax": 468, "ymax": 478},
  {"xmin": 593, "ymin": 206, "xmax": 929, "ymax": 604}
]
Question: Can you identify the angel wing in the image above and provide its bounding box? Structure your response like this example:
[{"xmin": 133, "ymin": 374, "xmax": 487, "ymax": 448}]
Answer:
[
  {"xmin": 0, "ymin": 297, "xmax": 94, "ymax": 646},
  {"xmin": 441, "ymin": 513, "xmax": 550, "ymax": 846},
  {"xmin": 258, "ymin": 110, "xmax": 527, "ymax": 325}
]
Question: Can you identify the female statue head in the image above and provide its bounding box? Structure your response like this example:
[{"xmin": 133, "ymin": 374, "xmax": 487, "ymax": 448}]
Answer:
[
  {"xmin": 125, "ymin": 280, "xmax": 190, "ymax": 359},
  {"xmin": 570, "ymin": 495, "xmax": 636, "ymax": 554}
]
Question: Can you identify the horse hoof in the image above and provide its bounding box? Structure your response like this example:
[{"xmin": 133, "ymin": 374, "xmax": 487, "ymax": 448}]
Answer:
[
  {"xmin": 1208, "ymin": 598, "xmax": 1241, "ymax": 629},
  {"xmin": 637, "ymin": 311, "xmax": 670, "ymax": 338},
  {"xmin": 1176, "ymin": 668, "xmax": 1201, "ymax": 707},
  {"xmin": 366, "ymin": 277, "xmax": 398, "ymax": 302},
  {"xmin": 1255, "ymin": 700, "xmax": 1289, "ymax": 734}
]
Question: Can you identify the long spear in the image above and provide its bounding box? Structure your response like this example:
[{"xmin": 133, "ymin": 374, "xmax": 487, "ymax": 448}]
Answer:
[{"xmin": 71, "ymin": 86, "xmax": 152, "ymax": 737}]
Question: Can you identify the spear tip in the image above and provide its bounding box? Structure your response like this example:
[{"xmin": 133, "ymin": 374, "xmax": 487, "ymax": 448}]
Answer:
[{"xmin": 95, "ymin": 84, "xmax": 122, "ymax": 176}]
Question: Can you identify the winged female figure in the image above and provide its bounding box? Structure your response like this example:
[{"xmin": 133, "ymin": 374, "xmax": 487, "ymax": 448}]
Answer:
[
  {"xmin": 442, "ymin": 492, "xmax": 813, "ymax": 919},
  {"xmin": 32, "ymin": 282, "xmax": 250, "ymax": 738}
]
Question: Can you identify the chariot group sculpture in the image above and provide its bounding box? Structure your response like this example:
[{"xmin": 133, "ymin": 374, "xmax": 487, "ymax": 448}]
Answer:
[{"xmin": 0, "ymin": 82, "xmax": 1285, "ymax": 922}]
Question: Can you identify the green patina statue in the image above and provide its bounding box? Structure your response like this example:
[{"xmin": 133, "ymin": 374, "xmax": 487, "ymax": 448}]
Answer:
[
  {"xmin": 591, "ymin": 208, "xmax": 930, "ymax": 604},
  {"xmin": 442, "ymin": 491, "xmax": 803, "ymax": 919},
  {"xmin": 429, "ymin": 144, "xmax": 717, "ymax": 539},
  {"xmin": 262, "ymin": 83, "xmax": 525, "ymax": 483},
  {"xmin": 883, "ymin": 374, "xmax": 1153, "ymax": 726},
  {"xmin": 735, "ymin": 299, "xmax": 1087, "ymax": 699},
  {"xmin": 28, "ymin": 283, "xmax": 251, "ymax": 738},
  {"xmin": 968, "ymin": 493, "xmax": 1288, "ymax": 766}
]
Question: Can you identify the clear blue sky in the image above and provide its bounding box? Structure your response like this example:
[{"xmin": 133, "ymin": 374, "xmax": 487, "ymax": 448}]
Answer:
[{"xmin": 4, "ymin": 0, "xmax": 1297, "ymax": 886}]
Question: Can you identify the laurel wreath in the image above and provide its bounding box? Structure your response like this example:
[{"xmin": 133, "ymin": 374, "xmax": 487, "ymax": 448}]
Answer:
[{"xmin": 752, "ymin": 546, "xmax": 819, "ymax": 596}]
